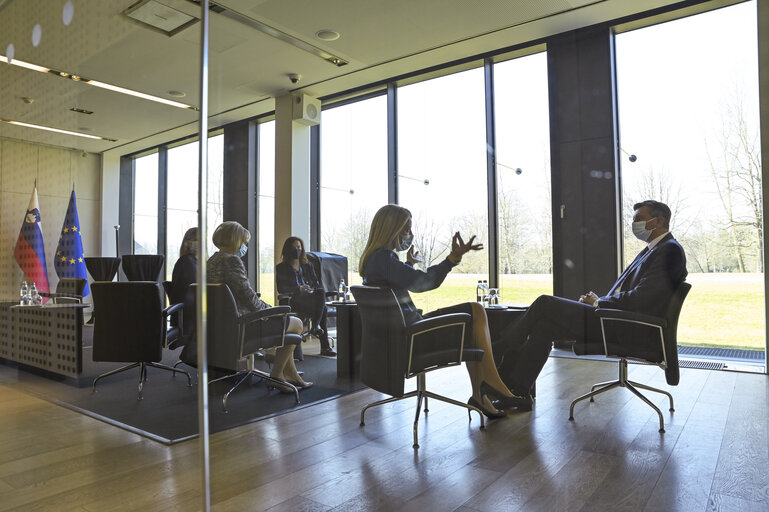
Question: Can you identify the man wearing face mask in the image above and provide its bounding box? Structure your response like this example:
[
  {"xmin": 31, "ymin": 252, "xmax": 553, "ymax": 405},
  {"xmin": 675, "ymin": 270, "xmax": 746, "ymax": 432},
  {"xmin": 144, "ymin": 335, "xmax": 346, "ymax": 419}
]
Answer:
[{"xmin": 495, "ymin": 200, "xmax": 687, "ymax": 404}]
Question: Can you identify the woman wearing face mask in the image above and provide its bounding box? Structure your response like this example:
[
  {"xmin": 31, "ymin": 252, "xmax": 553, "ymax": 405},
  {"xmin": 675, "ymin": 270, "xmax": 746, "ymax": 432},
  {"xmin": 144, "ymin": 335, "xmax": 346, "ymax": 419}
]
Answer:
[
  {"xmin": 208, "ymin": 221, "xmax": 313, "ymax": 391},
  {"xmin": 275, "ymin": 236, "xmax": 336, "ymax": 357},
  {"xmin": 358, "ymin": 204, "xmax": 531, "ymax": 419},
  {"xmin": 169, "ymin": 227, "xmax": 198, "ymax": 344}
]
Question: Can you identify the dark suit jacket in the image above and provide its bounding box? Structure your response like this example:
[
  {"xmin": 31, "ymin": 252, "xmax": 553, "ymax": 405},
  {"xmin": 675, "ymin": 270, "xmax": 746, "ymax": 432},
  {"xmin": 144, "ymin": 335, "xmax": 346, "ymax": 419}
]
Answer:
[
  {"xmin": 275, "ymin": 261, "xmax": 321, "ymax": 297},
  {"xmin": 596, "ymin": 233, "xmax": 687, "ymax": 317}
]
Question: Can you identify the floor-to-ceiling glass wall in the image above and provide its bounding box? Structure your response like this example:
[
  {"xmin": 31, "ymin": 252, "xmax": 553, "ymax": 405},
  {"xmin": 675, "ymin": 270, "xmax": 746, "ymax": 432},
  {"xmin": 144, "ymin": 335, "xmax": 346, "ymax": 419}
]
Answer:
[
  {"xmin": 133, "ymin": 152, "xmax": 159, "ymax": 254},
  {"xmin": 493, "ymin": 51, "xmax": 553, "ymax": 304},
  {"xmin": 397, "ymin": 67, "xmax": 489, "ymax": 312},
  {"xmin": 319, "ymin": 94, "xmax": 389, "ymax": 285},
  {"xmin": 258, "ymin": 120, "xmax": 276, "ymax": 305},
  {"xmin": 615, "ymin": 0, "xmax": 764, "ymax": 369}
]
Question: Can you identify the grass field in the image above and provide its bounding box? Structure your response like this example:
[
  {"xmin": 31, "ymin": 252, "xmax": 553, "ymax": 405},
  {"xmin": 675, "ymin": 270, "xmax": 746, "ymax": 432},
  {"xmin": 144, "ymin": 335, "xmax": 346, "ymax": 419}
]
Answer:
[{"xmin": 260, "ymin": 272, "xmax": 767, "ymax": 350}]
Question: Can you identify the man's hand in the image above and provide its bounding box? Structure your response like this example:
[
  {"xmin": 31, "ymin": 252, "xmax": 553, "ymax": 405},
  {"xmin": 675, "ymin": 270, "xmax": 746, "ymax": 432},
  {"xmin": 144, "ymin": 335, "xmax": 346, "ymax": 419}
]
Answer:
[
  {"xmin": 300, "ymin": 285, "xmax": 313, "ymax": 294},
  {"xmin": 578, "ymin": 291, "xmax": 600, "ymax": 306}
]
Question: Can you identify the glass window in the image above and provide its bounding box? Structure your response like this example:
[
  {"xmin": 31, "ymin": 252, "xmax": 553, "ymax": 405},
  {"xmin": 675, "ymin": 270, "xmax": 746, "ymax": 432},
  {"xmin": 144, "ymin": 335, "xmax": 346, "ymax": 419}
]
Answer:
[
  {"xmin": 133, "ymin": 152, "xmax": 158, "ymax": 254},
  {"xmin": 320, "ymin": 95, "xmax": 388, "ymax": 285},
  {"xmin": 616, "ymin": 0, "xmax": 763, "ymax": 357},
  {"xmin": 494, "ymin": 52, "xmax": 553, "ymax": 304},
  {"xmin": 258, "ymin": 121, "xmax": 276, "ymax": 306},
  {"xmin": 397, "ymin": 67, "xmax": 488, "ymax": 312}
]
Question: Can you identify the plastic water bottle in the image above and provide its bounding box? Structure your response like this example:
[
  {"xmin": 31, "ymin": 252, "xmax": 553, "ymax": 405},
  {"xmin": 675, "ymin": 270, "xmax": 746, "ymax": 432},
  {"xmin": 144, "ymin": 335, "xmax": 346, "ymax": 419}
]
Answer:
[
  {"xmin": 338, "ymin": 278, "xmax": 347, "ymax": 303},
  {"xmin": 481, "ymin": 280, "xmax": 489, "ymax": 306},
  {"xmin": 30, "ymin": 282, "xmax": 41, "ymax": 305},
  {"xmin": 20, "ymin": 281, "xmax": 28, "ymax": 305},
  {"xmin": 476, "ymin": 280, "xmax": 483, "ymax": 303}
]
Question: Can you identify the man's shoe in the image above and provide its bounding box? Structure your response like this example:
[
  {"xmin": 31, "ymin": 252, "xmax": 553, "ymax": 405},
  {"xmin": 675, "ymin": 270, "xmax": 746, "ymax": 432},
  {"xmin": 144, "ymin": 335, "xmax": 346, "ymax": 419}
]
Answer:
[{"xmin": 320, "ymin": 347, "xmax": 337, "ymax": 357}]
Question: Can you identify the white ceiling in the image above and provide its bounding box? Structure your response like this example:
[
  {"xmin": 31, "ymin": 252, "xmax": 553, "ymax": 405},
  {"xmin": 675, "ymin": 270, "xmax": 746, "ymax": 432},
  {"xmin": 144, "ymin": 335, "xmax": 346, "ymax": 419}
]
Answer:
[{"xmin": 0, "ymin": 0, "xmax": 688, "ymax": 155}]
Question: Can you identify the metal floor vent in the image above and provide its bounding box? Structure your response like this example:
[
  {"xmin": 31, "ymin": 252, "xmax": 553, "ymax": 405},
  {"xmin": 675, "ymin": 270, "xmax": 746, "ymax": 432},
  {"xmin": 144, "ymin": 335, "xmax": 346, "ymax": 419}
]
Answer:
[
  {"xmin": 678, "ymin": 346, "xmax": 765, "ymax": 361},
  {"xmin": 679, "ymin": 359, "xmax": 725, "ymax": 370}
]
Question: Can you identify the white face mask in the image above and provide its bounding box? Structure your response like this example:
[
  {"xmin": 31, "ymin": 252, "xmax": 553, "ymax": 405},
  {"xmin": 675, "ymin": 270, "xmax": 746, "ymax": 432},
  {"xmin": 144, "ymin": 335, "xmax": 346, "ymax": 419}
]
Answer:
[
  {"xmin": 396, "ymin": 233, "xmax": 413, "ymax": 252},
  {"xmin": 632, "ymin": 219, "xmax": 654, "ymax": 242},
  {"xmin": 237, "ymin": 243, "xmax": 248, "ymax": 258}
]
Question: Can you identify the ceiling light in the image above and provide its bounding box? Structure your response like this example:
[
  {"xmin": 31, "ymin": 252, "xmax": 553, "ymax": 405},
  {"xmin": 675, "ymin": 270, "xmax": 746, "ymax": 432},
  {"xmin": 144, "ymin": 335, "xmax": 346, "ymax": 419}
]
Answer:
[
  {"xmin": 0, "ymin": 118, "xmax": 117, "ymax": 141},
  {"xmin": 167, "ymin": 90, "xmax": 186, "ymax": 98},
  {"xmin": 124, "ymin": 0, "xmax": 198, "ymax": 36},
  {"xmin": 1, "ymin": 55, "xmax": 198, "ymax": 110},
  {"xmin": 315, "ymin": 30, "xmax": 340, "ymax": 41}
]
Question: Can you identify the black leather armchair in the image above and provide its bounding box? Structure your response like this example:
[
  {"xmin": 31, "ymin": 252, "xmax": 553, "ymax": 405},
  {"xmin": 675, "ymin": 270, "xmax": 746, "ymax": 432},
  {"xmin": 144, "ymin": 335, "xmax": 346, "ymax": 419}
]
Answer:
[
  {"xmin": 91, "ymin": 281, "xmax": 191, "ymax": 398},
  {"xmin": 181, "ymin": 283, "xmax": 303, "ymax": 410},
  {"xmin": 351, "ymin": 285, "xmax": 486, "ymax": 449},
  {"xmin": 569, "ymin": 281, "xmax": 692, "ymax": 433}
]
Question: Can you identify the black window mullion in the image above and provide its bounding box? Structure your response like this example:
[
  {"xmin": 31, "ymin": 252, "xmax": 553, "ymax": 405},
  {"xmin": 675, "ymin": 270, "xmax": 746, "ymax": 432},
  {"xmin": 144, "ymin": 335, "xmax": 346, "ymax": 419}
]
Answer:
[
  {"xmin": 387, "ymin": 83, "xmax": 398, "ymax": 204},
  {"xmin": 484, "ymin": 58, "xmax": 499, "ymax": 288},
  {"xmin": 310, "ymin": 124, "xmax": 321, "ymax": 251},
  {"xmin": 157, "ymin": 146, "xmax": 168, "ymax": 279}
]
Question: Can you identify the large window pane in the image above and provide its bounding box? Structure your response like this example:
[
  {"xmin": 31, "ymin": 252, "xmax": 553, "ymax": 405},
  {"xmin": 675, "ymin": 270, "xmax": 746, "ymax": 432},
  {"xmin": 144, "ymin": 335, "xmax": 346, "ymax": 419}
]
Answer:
[
  {"xmin": 494, "ymin": 52, "xmax": 552, "ymax": 305},
  {"xmin": 320, "ymin": 95, "xmax": 388, "ymax": 285},
  {"xmin": 133, "ymin": 153, "xmax": 158, "ymax": 254},
  {"xmin": 616, "ymin": 1, "xmax": 764, "ymax": 356},
  {"xmin": 258, "ymin": 121, "xmax": 276, "ymax": 306},
  {"xmin": 398, "ymin": 68, "xmax": 488, "ymax": 312}
]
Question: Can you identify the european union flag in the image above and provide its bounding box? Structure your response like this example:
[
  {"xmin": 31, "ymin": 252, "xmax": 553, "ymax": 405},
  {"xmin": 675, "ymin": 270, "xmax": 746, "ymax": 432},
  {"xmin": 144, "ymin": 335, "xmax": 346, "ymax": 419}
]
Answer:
[{"xmin": 54, "ymin": 190, "xmax": 89, "ymax": 296}]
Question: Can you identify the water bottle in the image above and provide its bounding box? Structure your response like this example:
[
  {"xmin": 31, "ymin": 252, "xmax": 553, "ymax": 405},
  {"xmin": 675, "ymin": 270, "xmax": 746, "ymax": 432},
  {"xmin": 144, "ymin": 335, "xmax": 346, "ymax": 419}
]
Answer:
[
  {"xmin": 338, "ymin": 278, "xmax": 346, "ymax": 303},
  {"xmin": 481, "ymin": 280, "xmax": 489, "ymax": 306},
  {"xmin": 476, "ymin": 280, "xmax": 483, "ymax": 303},
  {"xmin": 30, "ymin": 282, "xmax": 41, "ymax": 305},
  {"xmin": 20, "ymin": 281, "xmax": 28, "ymax": 305}
]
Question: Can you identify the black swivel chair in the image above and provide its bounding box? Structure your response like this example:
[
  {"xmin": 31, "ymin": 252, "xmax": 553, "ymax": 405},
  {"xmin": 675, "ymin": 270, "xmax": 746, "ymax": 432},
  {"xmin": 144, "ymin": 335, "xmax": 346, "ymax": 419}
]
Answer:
[
  {"xmin": 569, "ymin": 281, "xmax": 692, "ymax": 433},
  {"xmin": 91, "ymin": 281, "xmax": 191, "ymax": 398},
  {"xmin": 181, "ymin": 283, "xmax": 303, "ymax": 410},
  {"xmin": 40, "ymin": 277, "xmax": 87, "ymax": 304},
  {"xmin": 350, "ymin": 285, "xmax": 486, "ymax": 449}
]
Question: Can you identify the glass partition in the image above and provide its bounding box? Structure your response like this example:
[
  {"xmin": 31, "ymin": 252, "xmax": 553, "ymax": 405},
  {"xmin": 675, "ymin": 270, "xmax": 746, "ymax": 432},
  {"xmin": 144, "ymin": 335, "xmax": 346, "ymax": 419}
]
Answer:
[
  {"xmin": 133, "ymin": 152, "xmax": 159, "ymax": 254},
  {"xmin": 258, "ymin": 120, "xmax": 276, "ymax": 305}
]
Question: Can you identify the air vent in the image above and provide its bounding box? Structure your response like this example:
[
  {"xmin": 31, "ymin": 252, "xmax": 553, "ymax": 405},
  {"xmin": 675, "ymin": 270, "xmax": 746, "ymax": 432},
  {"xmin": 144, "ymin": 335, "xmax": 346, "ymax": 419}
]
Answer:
[
  {"xmin": 70, "ymin": 107, "xmax": 93, "ymax": 115},
  {"xmin": 679, "ymin": 360, "xmax": 725, "ymax": 370}
]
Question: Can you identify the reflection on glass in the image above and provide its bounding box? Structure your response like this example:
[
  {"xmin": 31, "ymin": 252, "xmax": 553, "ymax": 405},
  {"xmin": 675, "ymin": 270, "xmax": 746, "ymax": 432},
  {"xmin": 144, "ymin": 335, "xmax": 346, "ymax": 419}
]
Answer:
[
  {"xmin": 134, "ymin": 153, "xmax": 158, "ymax": 254},
  {"xmin": 398, "ymin": 68, "xmax": 488, "ymax": 312},
  {"xmin": 320, "ymin": 95, "xmax": 388, "ymax": 286},
  {"xmin": 494, "ymin": 52, "xmax": 552, "ymax": 304},
  {"xmin": 259, "ymin": 121, "xmax": 276, "ymax": 305},
  {"xmin": 616, "ymin": 1, "xmax": 763, "ymax": 351}
]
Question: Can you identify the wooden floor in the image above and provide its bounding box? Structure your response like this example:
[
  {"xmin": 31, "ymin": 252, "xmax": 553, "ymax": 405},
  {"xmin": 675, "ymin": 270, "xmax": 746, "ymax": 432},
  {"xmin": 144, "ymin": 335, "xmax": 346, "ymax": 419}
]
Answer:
[{"xmin": 1, "ymin": 356, "xmax": 768, "ymax": 512}]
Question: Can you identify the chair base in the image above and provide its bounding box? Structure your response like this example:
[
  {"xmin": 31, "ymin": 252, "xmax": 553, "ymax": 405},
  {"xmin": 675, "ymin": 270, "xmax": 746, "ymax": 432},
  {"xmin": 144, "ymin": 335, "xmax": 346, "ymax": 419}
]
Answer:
[
  {"xmin": 569, "ymin": 358, "xmax": 674, "ymax": 433},
  {"xmin": 359, "ymin": 374, "xmax": 486, "ymax": 449},
  {"xmin": 209, "ymin": 368, "xmax": 299, "ymax": 411},
  {"xmin": 93, "ymin": 361, "xmax": 192, "ymax": 399}
]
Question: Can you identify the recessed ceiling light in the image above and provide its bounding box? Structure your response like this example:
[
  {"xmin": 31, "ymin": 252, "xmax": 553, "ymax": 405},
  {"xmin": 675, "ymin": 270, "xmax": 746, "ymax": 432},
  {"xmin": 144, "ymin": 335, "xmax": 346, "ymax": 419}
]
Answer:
[
  {"xmin": 167, "ymin": 90, "xmax": 186, "ymax": 98},
  {"xmin": 315, "ymin": 29, "xmax": 340, "ymax": 41},
  {"xmin": 0, "ymin": 117, "xmax": 116, "ymax": 141}
]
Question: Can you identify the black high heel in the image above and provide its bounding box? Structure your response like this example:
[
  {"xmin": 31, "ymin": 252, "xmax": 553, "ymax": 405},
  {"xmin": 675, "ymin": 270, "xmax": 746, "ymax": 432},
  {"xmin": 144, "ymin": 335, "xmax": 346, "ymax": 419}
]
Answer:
[
  {"xmin": 480, "ymin": 381, "xmax": 533, "ymax": 411},
  {"xmin": 468, "ymin": 396, "xmax": 505, "ymax": 419}
]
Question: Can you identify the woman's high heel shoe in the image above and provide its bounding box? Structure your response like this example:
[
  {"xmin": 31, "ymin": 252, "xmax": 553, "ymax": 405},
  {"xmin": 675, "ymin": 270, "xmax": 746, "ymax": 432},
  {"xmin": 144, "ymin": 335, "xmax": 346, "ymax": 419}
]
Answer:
[
  {"xmin": 480, "ymin": 381, "xmax": 533, "ymax": 411},
  {"xmin": 267, "ymin": 379, "xmax": 297, "ymax": 394},
  {"xmin": 468, "ymin": 396, "xmax": 505, "ymax": 420},
  {"xmin": 286, "ymin": 379, "xmax": 313, "ymax": 390}
]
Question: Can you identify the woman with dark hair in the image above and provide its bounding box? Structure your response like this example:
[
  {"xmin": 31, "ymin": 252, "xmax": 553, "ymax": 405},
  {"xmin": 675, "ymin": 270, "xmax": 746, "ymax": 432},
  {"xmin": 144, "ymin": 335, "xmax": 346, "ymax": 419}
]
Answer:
[
  {"xmin": 276, "ymin": 236, "xmax": 336, "ymax": 357},
  {"xmin": 169, "ymin": 227, "xmax": 198, "ymax": 339},
  {"xmin": 208, "ymin": 221, "xmax": 313, "ymax": 391},
  {"xmin": 359, "ymin": 204, "xmax": 532, "ymax": 419}
]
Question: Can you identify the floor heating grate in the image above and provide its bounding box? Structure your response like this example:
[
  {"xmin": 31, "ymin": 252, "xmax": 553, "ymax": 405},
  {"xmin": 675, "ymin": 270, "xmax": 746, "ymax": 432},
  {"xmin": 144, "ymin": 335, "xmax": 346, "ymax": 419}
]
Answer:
[{"xmin": 679, "ymin": 359, "xmax": 725, "ymax": 370}]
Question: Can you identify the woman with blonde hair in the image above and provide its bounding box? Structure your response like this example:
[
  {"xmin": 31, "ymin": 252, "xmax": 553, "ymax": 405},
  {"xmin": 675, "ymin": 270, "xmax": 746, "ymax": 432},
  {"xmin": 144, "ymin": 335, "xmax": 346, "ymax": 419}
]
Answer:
[
  {"xmin": 359, "ymin": 204, "xmax": 531, "ymax": 418},
  {"xmin": 208, "ymin": 221, "xmax": 312, "ymax": 391}
]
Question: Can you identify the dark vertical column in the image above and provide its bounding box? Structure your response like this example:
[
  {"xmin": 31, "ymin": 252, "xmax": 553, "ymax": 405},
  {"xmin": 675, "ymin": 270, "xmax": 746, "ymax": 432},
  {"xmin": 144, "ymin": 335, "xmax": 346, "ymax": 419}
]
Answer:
[
  {"xmin": 310, "ymin": 124, "xmax": 321, "ymax": 251},
  {"xmin": 118, "ymin": 156, "xmax": 133, "ymax": 280},
  {"xmin": 484, "ymin": 58, "xmax": 499, "ymax": 288},
  {"xmin": 223, "ymin": 120, "xmax": 257, "ymax": 283},
  {"xmin": 548, "ymin": 26, "xmax": 620, "ymax": 299},
  {"xmin": 157, "ymin": 147, "xmax": 168, "ymax": 278},
  {"xmin": 387, "ymin": 83, "xmax": 398, "ymax": 204}
]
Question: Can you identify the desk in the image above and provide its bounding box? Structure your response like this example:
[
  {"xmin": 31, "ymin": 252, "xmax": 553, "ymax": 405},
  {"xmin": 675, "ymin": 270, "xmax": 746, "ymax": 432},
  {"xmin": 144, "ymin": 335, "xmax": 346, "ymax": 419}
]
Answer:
[
  {"xmin": 333, "ymin": 301, "xmax": 528, "ymax": 378},
  {"xmin": 0, "ymin": 303, "xmax": 87, "ymax": 378}
]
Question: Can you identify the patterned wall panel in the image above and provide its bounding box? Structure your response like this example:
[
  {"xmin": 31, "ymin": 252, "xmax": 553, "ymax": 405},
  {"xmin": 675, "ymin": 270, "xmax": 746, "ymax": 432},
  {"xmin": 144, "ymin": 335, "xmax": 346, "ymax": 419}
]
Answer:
[{"xmin": 11, "ymin": 305, "xmax": 83, "ymax": 377}]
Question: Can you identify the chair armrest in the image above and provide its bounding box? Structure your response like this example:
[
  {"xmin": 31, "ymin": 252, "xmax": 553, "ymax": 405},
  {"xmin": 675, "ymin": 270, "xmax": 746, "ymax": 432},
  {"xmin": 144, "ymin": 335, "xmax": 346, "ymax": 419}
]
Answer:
[
  {"xmin": 238, "ymin": 305, "xmax": 292, "ymax": 326},
  {"xmin": 406, "ymin": 312, "xmax": 472, "ymax": 337},
  {"xmin": 162, "ymin": 302, "xmax": 184, "ymax": 318},
  {"xmin": 595, "ymin": 308, "xmax": 667, "ymax": 328}
]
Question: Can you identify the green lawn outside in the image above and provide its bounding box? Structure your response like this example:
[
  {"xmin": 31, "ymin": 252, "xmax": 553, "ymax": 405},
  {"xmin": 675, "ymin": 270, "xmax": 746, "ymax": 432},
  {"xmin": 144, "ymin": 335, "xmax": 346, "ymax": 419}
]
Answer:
[{"xmin": 259, "ymin": 272, "xmax": 766, "ymax": 350}]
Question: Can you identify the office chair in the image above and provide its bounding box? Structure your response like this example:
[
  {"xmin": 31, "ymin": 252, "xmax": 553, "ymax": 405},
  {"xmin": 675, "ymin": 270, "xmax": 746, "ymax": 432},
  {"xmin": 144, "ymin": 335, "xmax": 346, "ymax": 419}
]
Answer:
[
  {"xmin": 569, "ymin": 281, "xmax": 691, "ymax": 433},
  {"xmin": 181, "ymin": 283, "xmax": 303, "ymax": 410},
  {"xmin": 91, "ymin": 281, "xmax": 191, "ymax": 398},
  {"xmin": 40, "ymin": 277, "xmax": 87, "ymax": 304},
  {"xmin": 350, "ymin": 285, "xmax": 486, "ymax": 449}
]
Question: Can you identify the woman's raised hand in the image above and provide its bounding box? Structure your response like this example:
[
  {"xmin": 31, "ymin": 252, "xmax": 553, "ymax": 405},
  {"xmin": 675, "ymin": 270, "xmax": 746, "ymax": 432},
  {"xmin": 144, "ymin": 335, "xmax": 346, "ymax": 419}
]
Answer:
[
  {"xmin": 450, "ymin": 232, "xmax": 483, "ymax": 260},
  {"xmin": 406, "ymin": 245, "xmax": 422, "ymax": 265}
]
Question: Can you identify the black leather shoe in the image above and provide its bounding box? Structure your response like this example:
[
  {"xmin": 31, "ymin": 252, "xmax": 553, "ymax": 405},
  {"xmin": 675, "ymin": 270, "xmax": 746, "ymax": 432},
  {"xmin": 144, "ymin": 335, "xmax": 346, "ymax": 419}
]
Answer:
[
  {"xmin": 468, "ymin": 396, "xmax": 506, "ymax": 419},
  {"xmin": 492, "ymin": 393, "xmax": 533, "ymax": 411},
  {"xmin": 320, "ymin": 347, "xmax": 337, "ymax": 357}
]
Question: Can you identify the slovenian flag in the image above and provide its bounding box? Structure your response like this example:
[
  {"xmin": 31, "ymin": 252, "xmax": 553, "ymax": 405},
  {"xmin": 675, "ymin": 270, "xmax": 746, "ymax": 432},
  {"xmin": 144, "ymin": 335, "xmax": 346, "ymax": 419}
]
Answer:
[
  {"xmin": 13, "ymin": 186, "xmax": 51, "ymax": 295},
  {"xmin": 54, "ymin": 190, "xmax": 90, "ymax": 296}
]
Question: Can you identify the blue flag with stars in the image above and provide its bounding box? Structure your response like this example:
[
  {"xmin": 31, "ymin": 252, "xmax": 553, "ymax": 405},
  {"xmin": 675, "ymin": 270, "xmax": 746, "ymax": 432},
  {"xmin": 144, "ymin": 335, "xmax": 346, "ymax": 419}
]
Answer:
[{"xmin": 54, "ymin": 190, "xmax": 89, "ymax": 296}]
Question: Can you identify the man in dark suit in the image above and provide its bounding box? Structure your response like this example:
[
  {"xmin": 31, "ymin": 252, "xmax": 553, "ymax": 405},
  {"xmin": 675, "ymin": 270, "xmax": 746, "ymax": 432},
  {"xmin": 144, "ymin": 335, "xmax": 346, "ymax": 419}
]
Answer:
[{"xmin": 497, "ymin": 200, "xmax": 687, "ymax": 405}]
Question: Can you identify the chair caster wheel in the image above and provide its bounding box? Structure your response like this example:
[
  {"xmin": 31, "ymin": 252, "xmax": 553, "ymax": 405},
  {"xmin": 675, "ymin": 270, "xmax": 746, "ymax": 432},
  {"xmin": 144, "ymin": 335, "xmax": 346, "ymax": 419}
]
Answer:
[
  {"xmin": 659, "ymin": 428, "xmax": 665, "ymax": 433},
  {"xmin": 569, "ymin": 416, "xmax": 574, "ymax": 421},
  {"xmin": 360, "ymin": 422, "xmax": 365, "ymax": 426},
  {"xmin": 589, "ymin": 398, "xmax": 594, "ymax": 402}
]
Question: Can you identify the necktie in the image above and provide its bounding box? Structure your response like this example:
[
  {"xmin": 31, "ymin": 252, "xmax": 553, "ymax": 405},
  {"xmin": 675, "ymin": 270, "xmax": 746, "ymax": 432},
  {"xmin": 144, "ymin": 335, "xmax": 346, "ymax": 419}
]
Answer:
[{"xmin": 610, "ymin": 247, "xmax": 650, "ymax": 295}]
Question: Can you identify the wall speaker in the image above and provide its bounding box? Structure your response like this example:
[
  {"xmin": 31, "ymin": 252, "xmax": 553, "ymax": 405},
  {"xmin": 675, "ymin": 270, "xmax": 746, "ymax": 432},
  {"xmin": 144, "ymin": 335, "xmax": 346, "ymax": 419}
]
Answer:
[{"xmin": 292, "ymin": 93, "xmax": 321, "ymax": 126}]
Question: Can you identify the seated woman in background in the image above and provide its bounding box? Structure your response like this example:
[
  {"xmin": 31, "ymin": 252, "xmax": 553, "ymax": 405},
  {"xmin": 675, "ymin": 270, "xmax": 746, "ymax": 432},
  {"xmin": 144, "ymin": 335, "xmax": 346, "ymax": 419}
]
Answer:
[
  {"xmin": 208, "ymin": 221, "xmax": 313, "ymax": 391},
  {"xmin": 169, "ymin": 227, "xmax": 198, "ymax": 343},
  {"xmin": 359, "ymin": 204, "xmax": 531, "ymax": 419},
  {"xmin": 276, "ymin": 237, "xmax": 336, "ymax": 357}
]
